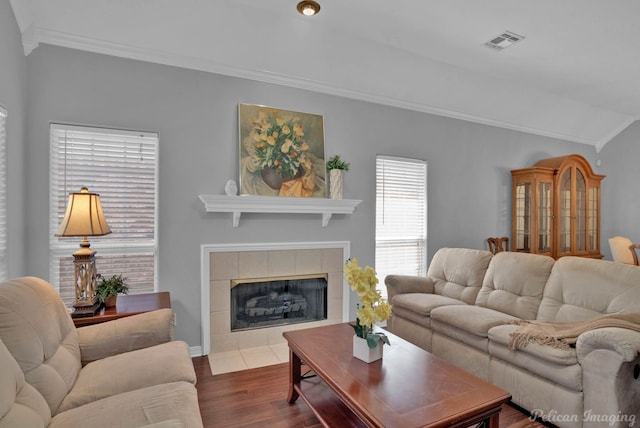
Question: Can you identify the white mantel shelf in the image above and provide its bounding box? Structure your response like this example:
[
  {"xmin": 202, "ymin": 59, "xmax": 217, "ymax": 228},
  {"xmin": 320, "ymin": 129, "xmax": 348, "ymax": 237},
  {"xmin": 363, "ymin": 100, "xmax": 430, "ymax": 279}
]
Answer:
[{"xmin": 198, "ymin": 195, "xmax": 362, "ymax": 227}]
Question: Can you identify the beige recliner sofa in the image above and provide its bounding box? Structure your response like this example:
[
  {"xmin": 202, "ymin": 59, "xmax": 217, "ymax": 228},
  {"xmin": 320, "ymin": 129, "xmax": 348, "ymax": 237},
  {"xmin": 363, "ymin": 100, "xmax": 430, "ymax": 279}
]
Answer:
[
  {"xmin": 0, "ymin": 276, "xmax": 203, "ymax": 427},
  {"xmin": 386, "ymin": 248, "xmax": 640, "ymax": 428}
]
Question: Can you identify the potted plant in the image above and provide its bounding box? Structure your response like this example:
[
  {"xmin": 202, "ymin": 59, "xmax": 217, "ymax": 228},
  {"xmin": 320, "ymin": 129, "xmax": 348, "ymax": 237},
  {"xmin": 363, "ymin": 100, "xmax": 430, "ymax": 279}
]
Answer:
[
  {"xmin": 96, "ymin": 274, "xmax": 129, "ymax": 307},
  {"xmin": 344, "ymin": 258, "xmax": 391, "ymax": 363},
  {"xmin": 326, "ymin": 155, "xmax": 349, "ymax": 199}
]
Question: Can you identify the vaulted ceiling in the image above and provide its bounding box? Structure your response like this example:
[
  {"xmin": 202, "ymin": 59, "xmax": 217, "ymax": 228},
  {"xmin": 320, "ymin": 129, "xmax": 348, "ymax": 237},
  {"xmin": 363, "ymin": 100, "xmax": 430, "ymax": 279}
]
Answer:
[{"xmin": 9, "ymin": 0, "xmax": 640, "ymax": 150}]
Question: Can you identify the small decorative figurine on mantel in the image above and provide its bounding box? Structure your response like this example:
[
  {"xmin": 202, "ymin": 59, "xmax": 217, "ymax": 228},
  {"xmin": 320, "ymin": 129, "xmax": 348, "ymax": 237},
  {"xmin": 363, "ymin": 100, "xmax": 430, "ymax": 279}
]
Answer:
[{"xmin": 225, "ymin": 179, "xmax": 238, "ymax": 196}]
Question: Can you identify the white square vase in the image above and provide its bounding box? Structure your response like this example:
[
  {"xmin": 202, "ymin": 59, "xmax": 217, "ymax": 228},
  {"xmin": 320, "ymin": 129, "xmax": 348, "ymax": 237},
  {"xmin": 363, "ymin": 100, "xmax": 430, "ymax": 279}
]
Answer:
[{"xmin": 352, "ymin": 335, "xmax": 383, "ymax": 363}]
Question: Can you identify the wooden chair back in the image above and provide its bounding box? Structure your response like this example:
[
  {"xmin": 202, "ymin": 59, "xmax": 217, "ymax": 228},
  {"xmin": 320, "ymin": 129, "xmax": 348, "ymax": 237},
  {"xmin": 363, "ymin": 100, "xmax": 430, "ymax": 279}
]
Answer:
[{"xmin": 487, "ymin": 237, "xmax": 509, "ymax": 254}]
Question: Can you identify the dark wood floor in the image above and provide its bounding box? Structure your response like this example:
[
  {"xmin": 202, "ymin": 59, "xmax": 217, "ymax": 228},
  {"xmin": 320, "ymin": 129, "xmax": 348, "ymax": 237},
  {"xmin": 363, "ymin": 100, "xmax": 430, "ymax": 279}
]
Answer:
[{"xmin": 193, "ymin": 357, "xmax": 546, "ymax": 428}]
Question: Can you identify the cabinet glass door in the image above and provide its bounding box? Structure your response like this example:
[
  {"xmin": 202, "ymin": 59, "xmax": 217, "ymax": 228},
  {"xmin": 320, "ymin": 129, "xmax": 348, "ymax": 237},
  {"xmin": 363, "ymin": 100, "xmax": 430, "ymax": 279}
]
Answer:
[
  {"xmin": 575, "ymin": 170, "xmax": 587, "ymax": 252},
  {"xmin": 588, "ymin": 187, "xmax": 598, "ymax": 251},
  {"xmin": 515, "ymin": 182, "xmax": 530, "ymax": 251},
  {"xmin": 537, "ymin": 182, "xmax": 552, "ymax": 253},
  {"xmin": 559, "ymin": 169, "xmax": 572, "ymax": 253}
]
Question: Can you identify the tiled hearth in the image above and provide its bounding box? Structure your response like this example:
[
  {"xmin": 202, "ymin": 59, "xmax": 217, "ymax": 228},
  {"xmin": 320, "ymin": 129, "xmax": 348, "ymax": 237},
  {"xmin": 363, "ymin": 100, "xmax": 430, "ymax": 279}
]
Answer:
[{"xmin": 201, "ymin": 241, "xmax": 350, "ymax": 375}]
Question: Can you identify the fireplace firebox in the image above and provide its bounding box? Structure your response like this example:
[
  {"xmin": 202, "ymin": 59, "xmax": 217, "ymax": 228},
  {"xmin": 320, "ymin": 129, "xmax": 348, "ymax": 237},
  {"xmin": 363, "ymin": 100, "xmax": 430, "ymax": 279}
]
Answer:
[{"xmin": 230, "ymin": 274, "xmax": 328, "ymax": 331}]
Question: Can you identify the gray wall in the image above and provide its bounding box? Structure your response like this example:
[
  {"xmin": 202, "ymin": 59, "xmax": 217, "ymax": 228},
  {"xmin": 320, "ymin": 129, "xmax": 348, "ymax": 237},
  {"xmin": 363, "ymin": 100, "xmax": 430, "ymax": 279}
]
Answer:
[
  {"xmin": 23, "ymin": 44, "xmax": 600, "ymax": 349},
  {"xmin": 599, "ymin": 120, "xmax": 640, "ymax": 258},
  {"xmin": 0, "ymin": 0, "xmax": 27, "ymax": 277}
]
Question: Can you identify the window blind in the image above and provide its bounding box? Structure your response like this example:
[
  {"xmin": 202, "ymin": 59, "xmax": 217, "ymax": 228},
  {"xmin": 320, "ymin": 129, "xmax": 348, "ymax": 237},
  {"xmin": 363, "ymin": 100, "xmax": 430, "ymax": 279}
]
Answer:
[
  {"xmin": 0, "ymin": 107, "xmax": 7, "ymax": 281},
  {"xmin": 375, "ymin": 156, "xmax": 427, "ymax": 295},
  {"xmin": 49, "ymin": 124, "xmax": 158, "ymax": 305}
]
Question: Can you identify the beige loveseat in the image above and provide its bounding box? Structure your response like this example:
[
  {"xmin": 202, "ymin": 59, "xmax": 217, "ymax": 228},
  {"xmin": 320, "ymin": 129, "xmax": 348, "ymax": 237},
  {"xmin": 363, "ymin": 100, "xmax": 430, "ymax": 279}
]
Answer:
[
  {"xmin": 386, "ymin": 248, "xmax": 640, "ymax": 428},
  {"xmin": 0, "ymin": 276, "xmax": 203, "ymax": 427}
]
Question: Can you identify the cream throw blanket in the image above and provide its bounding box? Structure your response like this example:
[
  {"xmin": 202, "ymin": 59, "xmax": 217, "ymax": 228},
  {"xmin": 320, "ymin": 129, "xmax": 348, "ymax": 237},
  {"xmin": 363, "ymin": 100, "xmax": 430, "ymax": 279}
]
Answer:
[{"xmin": 508, "ymin": 312, "xmax": 640, "ymax": 351}]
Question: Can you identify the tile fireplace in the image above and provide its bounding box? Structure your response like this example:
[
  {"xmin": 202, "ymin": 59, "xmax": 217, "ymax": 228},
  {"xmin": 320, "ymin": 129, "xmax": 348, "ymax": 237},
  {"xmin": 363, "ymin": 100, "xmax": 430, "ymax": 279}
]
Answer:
[{"xmin": 200, "ymin": 241, "xmax": 350, "ymax": 358}]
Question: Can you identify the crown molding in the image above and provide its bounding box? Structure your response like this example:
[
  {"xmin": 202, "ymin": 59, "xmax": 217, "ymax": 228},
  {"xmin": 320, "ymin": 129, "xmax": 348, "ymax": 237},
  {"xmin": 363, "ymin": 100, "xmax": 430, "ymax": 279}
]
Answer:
[
  {"xmin": 594, "ymin": 117, "xmax": 638, "ymax": 153},
  {"xmin": 9, "ymin": 0, "xmax": 39, "ymax": 55},
  {"xmin": 31, "ymin": 27, "xmax": 629, "ymax": 148},
  {"xmin": 9, "ymin": 0, "xmax": 32, "ymax": 34}
]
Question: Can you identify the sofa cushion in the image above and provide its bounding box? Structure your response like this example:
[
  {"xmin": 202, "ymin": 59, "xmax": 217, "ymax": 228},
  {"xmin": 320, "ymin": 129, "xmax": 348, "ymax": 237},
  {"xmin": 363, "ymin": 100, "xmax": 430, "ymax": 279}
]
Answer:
[
  {"xmin": 488, "ymin": 324, "xmax": 578, "ymax": 366},
  {"xmin": 0, "ymin": 338, "xmax": 52, "ymax": 428},
  {"xmin": 488, "ymin": 325, "xmax": 582, "ymax": 391},
  {"xmin": 475, "ymin": 252, "xmax": 554, "ymax": 320},
  {"xmin": 428, "ymin": 248, "xmax": 493, "ymax": 304},
  {"xmin": 78, "ymin": 308, "xmax": 176, "ymax": 365},
  {"xmin": 49, "ymin": 382, "xmax": 203, "ymax": 428},
  {"xmin": 391, "ymin": 293, "xmax": 466, "ymax": 327},
  {"xmin": 0, "ymin": 277, "xmax": 81, "ymax": 414},
  {"xmin": 431, "ymin": 306, "xmax": 519, "ymax": 351},
  {"xmin": 537, "ymin": 257, "xmax": 640, "ymax": 322},
  {"xmin": 432, "ymin": 305, "xmax": 520, "ymax": 337},
  {"xmin": 57, "ymin": 340, "xmax": 197, "ymax": 413}
]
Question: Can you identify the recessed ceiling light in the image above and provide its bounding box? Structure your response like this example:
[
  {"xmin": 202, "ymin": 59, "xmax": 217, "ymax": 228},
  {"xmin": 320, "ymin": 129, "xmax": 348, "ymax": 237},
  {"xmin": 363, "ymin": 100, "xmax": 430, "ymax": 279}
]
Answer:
[
  {"xmin": 297, "ymin": 0, "xmax": 320, "ymax": 16},
  {"xmin": 485, "ymin": 31, "xmax": 525, "ymax": 51}
]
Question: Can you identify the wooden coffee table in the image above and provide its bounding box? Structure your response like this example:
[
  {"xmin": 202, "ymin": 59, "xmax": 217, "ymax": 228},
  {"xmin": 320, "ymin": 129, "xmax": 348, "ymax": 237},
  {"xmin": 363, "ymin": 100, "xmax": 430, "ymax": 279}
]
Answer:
[{"xmin": 284, "ymin": 323, "xmax": 511, "ymax": 427}]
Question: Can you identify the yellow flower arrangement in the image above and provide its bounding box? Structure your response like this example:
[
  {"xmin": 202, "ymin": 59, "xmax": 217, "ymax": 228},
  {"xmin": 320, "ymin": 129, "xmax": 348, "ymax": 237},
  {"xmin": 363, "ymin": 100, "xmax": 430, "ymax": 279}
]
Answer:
[
  {"xmin": 249, "ymin": 109, "xmax": 310, "ymax": 179},
  {"xmin": 345, "ymin": 258, "xmax": 392, "ymax": 348}
]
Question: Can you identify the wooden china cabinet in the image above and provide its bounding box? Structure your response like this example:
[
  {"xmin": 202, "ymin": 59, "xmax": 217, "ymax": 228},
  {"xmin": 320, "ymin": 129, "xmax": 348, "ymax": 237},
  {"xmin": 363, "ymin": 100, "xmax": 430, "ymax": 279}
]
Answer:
[{"xmin": 511, "ymin": 154, "xmax": 605, "ymax": 259}]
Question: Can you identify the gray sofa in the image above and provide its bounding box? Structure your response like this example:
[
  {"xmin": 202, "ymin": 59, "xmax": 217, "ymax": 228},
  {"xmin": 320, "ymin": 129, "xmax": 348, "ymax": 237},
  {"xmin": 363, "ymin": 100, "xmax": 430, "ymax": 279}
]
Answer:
[
  {"xmin": 0, "ymin": 276, "xmax": 203, "ymax": 428},
  {"xmin": 386, "ymin": 248, "xmax": 640, "ymax": 428}
]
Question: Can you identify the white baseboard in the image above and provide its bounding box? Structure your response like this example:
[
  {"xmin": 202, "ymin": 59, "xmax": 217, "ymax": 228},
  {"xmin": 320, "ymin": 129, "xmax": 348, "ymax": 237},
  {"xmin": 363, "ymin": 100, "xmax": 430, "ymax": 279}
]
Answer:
[{"xmin": 189, "ymin": 346, "xmax": 204, "ymax": 357}]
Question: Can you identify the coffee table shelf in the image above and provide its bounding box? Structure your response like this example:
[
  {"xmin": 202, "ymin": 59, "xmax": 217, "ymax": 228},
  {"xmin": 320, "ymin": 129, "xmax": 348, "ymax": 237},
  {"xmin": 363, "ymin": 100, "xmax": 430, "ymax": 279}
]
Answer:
[{"xmin": 296, "ymin": 377, "xmax": 367, "ymax": 428}]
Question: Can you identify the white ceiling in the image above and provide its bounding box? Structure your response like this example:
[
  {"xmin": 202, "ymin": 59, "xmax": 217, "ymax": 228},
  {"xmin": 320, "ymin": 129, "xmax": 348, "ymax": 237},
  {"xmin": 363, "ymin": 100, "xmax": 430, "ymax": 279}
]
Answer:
[{"xmin": 9, "ymin": 0, "xmax": 640, "ymax": 150}]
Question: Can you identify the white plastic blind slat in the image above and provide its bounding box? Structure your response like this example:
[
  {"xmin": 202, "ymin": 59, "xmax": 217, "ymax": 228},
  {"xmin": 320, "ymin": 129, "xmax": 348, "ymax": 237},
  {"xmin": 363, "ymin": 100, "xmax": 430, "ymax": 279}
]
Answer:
[
  {"xmin": 0, "ymin": 107, "xmax": 7, "ymax": 280},
  {"xmin": 375, "ymin": 156, "xmax": 427, "ymax": 296},
  {"xmin": 49, "ymin": 124, "xmax": 158, "ymax": 305}
]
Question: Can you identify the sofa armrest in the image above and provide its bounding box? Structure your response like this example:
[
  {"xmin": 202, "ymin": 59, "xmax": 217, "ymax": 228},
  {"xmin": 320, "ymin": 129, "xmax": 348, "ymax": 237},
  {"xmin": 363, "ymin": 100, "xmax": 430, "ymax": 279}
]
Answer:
[
  {"xmin": 78, "ymin": 308, "xmax": 175, "ymax": 365},
  {"xmin": 575, "ymin": 328, "xmax": 640, "ymax": 423},
  {"xmin": 385, "ymin": 275, "xmax": 434, "ymax": 302},
  {"xmin": 576, "ymin": 327, "xmax": 640, "ymax": 362}
]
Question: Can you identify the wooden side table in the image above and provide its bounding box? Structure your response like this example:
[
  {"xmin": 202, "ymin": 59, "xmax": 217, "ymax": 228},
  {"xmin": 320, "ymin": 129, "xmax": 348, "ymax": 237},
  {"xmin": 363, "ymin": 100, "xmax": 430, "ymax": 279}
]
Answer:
[{"xmin": 72, "ymin": 292, "xmax": 171, "ymax": 327}]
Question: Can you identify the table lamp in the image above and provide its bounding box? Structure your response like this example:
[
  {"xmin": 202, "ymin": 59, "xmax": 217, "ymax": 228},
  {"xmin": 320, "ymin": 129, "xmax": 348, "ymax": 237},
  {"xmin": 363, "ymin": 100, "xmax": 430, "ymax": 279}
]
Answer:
[{"xmin": 55, "ymin": 187, "xmax": 111, "ymax": 315}]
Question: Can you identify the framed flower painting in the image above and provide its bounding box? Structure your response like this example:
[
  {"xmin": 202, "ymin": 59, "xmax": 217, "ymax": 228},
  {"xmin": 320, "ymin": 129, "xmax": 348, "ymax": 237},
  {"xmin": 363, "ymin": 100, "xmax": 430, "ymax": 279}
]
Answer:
[{"xmin": 238, "ymin": 103, "xmax": 326, "ymax": 198}]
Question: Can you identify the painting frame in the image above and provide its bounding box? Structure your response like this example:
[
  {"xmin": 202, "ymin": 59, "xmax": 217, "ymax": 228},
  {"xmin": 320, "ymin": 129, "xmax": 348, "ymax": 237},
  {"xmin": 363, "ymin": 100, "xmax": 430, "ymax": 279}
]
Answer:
[{"xmin": 238, "ymin": 103, "xmax": 326, "ymax": 198}]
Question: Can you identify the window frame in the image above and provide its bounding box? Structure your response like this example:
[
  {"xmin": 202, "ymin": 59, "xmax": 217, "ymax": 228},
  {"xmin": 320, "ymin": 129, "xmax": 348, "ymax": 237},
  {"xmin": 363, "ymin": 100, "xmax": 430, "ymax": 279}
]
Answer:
[
  {"xmin": 49, "ymin": 123, "xmax": 159, "ymax": 303},
  {"xmin": 375, "ymin": 155, "xmax": 428, "ymax": 294}
]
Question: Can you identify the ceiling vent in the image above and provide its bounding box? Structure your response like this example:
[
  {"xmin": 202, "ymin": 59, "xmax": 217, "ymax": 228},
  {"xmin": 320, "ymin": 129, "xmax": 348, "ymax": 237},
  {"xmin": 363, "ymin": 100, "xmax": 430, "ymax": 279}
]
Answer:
[{"xmin": 485, "ymin": 31, "xmax": 525, "ymax": 51}]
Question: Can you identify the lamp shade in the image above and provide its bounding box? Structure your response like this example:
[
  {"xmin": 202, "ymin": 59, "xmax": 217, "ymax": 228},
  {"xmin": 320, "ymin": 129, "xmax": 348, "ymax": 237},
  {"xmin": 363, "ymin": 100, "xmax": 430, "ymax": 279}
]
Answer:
[{"xmin": 55, "ymin": 187, "xmax": 112, "ymax": 237}]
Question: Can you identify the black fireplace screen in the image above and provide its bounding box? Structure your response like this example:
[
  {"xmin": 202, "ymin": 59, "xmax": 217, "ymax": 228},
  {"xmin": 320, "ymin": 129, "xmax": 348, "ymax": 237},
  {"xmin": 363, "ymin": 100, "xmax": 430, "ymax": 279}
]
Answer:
[{"xmin": 230, "ymin": 274, "xmax": 328, "ymax": 331}]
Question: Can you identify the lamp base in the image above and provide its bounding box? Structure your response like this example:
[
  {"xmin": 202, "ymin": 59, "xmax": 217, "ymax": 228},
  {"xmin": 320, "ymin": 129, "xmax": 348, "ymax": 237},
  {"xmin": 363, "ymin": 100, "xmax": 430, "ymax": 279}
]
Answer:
[
  {"xmin": 73, "ymin": 295, "xmax": 98, "ymax": 307},
  {"xmin": 70, "ymin": 302, "xmax": 102, "ymax": 318}
]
